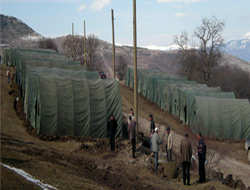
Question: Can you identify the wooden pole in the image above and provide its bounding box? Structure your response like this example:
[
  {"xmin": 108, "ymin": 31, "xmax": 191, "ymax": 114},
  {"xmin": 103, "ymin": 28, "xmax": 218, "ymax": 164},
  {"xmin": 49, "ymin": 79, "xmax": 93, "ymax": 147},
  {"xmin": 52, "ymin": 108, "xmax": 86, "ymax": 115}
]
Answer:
[
  {"xmin": 84, "ymin": 20, "xmax": 87, "ymax": 66},
  {"xmin": 111, "ymin": 9, "xmax": 115, "ymax": 79},
  {"xmin": 72, "ymin": 22, "xmax": 75, "ymax": 61},
  {"xmin": 133, "ymin": 0, "xmax": 138, "ymax": 141}
]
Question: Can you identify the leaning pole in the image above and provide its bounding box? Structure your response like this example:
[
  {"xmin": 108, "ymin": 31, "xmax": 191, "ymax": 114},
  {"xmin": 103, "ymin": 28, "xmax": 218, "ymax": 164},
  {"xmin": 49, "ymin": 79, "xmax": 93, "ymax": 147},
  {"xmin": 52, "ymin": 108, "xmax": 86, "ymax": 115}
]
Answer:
[{"xmin": 133, "ymin": 0, "xmax": 138, "ymax": 141}]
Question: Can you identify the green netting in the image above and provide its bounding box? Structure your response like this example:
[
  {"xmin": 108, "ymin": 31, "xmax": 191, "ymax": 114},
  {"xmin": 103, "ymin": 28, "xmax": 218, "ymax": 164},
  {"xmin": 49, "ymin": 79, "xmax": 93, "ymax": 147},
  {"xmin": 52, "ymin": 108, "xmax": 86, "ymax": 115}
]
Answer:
[
  {"xmin": 24, "ymin": 65, "xmax": 99, "ymax": 118},
  {"xmin": 179, "ymin": 90, "xmax": 235, "ymax": 125},
  {"xmin": 30, "ymin": 74, "xmax": 122, "ymax": 138},
  {"xmin": 162, "ymin": 81, "xmax": 197, "ymax": 113},
  {"xmin": 154, "ymin": 78, "xmax": 187, "ymax": 106},
  {"xmin": 171, "ymin": 84, "xmax": 210, "ymax": 116},
  {"xmin": 190, "ymin": 97, "xmax": 250, "ymax": 140}
]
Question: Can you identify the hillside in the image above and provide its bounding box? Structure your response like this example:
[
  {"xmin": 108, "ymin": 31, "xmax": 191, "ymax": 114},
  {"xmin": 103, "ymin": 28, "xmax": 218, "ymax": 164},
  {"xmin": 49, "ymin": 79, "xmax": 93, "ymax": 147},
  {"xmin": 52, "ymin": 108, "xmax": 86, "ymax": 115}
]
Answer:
[
  {"xmin": 1, "ymin": 14, "xmax": 249, "ymax": 77},
  {"xmin": 0, "ymin": 14, "xmax": 42, "ymax": 47}
]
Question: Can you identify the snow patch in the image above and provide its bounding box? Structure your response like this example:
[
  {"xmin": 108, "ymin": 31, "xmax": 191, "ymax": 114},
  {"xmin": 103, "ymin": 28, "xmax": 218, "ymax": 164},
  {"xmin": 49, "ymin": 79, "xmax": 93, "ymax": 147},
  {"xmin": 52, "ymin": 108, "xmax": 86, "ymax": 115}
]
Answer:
[
  {"xmin": 21, "ymin": 35, "xmax": 43, "ymax": 42},
  {"xmin": 244, "ymin": 32, "xmax": 250, "ymax": 40},
  {"xmin": 0, "ymin": 163, "xmax": 57, "ymax": 190}
]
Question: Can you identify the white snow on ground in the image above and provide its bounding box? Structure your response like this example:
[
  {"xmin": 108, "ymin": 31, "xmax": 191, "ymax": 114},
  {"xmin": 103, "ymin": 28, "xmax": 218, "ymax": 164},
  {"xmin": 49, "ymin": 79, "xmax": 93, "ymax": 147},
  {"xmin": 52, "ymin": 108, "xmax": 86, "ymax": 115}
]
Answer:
[
  {"xmin": 0, "ymin": 163, "xmax": 57, "ymax": 190},
  {"xmin": 21, "ymin": 35, "xmax": 43, "ymax": 41}
]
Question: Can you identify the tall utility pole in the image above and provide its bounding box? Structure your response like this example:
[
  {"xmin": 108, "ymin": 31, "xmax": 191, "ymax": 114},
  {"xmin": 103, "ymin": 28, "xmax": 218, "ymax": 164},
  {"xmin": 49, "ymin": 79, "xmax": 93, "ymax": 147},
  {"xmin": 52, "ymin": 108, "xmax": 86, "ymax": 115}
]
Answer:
[
  {"xmin": 133, "ymin": 0, "xmax": 138, "ymax": 140},
  {"xmin": 84, "ymin": 20, "xmax": 87, "ymax": 66},
  {"xmin": 111, "ymin": 9, "xmax": 115, "ymax": 79},
  {"xmin": 72, "ymin": 22, "xmax": 75, "ymax": 61}
]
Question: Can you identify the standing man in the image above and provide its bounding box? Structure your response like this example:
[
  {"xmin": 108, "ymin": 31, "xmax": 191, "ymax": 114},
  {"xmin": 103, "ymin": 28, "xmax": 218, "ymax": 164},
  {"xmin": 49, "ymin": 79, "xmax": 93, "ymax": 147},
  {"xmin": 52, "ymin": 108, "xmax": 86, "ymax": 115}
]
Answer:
[
  {"xmin": 151, "ymin": 127, "xmax": 162, "ymax": 171},
  {"xmin": 128, "ymin": 108, "xmax": 134, "ymax": 124},
  {"xmin": 196, "ymin": 133, "xmax": 206, "ymax": 183},
  {"xmin": 180, "ymin": 133, "xmax": 192, "ymax": 186},
  {"xmin": 107, "ymin": 114, "xmax": 117, "ymax": 151},
  {"xmin": 149, "ymin": 114, "xmax": 155, "ymax": 136},
  {"xmin": 128, "ymin": 115, "xmax": 136, "ymax": 158},
  {"xmin": 165, "ymin": 127, "xmax": 173, "ymax": 162}
]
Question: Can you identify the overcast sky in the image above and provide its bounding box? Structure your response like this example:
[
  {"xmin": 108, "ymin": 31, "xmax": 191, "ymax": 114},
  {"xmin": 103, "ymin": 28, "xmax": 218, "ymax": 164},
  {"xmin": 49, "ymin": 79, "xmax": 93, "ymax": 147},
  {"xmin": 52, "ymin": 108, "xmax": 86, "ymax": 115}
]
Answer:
[{"xmin": 1, "ymin": 0, "xmax": 250, "ymax": 47}]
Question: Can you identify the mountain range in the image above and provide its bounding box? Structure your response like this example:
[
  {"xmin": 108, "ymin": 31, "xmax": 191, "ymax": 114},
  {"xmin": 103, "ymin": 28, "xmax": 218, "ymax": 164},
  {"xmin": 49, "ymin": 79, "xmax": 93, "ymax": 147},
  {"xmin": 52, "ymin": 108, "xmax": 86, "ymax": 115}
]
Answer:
[{"xmin": 1, "ymin": 14, "xmax": 250, "ymax": 77}]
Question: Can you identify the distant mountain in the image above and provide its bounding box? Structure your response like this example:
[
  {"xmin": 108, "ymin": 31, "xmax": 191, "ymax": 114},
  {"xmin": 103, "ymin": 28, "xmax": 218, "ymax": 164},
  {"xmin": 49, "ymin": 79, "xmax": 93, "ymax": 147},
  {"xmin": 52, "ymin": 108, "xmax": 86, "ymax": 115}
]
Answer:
[
  {"xmin": 223, "ymin": 36, "xmax": 250, "ymax": 62},
  {"xmin": 0, "ymin": 14, "xmax": 42, "ymax": 47}
]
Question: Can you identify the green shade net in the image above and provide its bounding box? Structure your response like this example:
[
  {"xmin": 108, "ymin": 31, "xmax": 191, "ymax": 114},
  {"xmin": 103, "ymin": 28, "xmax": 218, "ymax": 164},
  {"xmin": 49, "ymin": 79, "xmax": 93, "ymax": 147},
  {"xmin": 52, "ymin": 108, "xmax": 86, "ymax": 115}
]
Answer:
[{"xmin": 190, "ymin": 97, "xmax": 250, "ymax": 140}]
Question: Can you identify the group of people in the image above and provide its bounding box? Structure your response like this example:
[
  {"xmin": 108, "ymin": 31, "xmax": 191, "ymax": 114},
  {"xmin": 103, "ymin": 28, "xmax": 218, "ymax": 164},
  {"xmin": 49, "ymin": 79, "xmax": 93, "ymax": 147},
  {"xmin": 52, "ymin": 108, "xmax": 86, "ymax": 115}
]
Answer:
[
  {"xmin": 150, "ymin": 114, "xmax": 207, "ymax": 185},
  {"xmin": 107, "ymin": 110, "xmax": 207, "ymax": 186}
]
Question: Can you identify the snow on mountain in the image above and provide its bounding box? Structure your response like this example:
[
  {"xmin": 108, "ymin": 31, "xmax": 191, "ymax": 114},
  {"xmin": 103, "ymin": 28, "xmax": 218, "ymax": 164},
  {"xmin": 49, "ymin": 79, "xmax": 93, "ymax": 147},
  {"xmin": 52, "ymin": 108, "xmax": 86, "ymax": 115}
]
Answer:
[{"xmin": 223, "ymin": 34, "xmax": 250, "ymax": 62}]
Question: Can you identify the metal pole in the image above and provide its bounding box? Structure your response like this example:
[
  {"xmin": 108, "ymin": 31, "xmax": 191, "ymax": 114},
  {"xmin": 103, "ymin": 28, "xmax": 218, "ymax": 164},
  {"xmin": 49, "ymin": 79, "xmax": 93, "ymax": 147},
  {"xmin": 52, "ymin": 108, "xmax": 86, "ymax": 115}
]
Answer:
[
  {"xmin": 111, "ymin": 9, "xmax": 115, "ymax": 79},
  {"xmin": 84, "ymin": 20, "xmax": 87, "ymax": 66},
  {"xmin": 133, "ymin": 0, "xmax": 138, "ymax": 141}
]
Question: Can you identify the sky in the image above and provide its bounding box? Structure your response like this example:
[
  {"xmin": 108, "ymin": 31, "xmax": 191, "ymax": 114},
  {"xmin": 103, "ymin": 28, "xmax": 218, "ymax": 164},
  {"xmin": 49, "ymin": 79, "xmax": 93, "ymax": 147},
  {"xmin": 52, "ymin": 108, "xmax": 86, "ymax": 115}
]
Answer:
[{"xmin": 1, "ymin": 0, "xmax": 250, "ymax": 48}]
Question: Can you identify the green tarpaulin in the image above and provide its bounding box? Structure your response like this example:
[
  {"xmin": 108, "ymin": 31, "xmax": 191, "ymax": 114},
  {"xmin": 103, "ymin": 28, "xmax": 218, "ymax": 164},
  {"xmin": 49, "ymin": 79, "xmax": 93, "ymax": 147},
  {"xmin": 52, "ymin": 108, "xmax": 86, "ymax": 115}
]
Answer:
[
  {"xmin": 190, "ymin": 97, "xmax": 250, "ymax": 139},
  {"xmin": 30, "ymin": 75, "xmax": 122, "ymax": 138}
]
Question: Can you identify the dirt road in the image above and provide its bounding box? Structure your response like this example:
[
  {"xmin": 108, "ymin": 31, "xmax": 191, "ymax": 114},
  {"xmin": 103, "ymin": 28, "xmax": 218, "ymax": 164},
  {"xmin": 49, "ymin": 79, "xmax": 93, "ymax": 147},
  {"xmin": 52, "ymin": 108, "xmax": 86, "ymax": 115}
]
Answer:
[{"xmin": 0, "ymin": 66, "xmax": 249, "ymax": 190}]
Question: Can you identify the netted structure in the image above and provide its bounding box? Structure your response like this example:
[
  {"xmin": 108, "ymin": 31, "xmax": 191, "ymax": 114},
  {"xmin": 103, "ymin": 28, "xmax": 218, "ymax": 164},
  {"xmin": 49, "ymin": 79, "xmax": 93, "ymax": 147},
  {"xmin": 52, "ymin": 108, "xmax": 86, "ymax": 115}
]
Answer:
[
  {"xmin": 30, "ymin": 75, "xmax": 122, "ymax": 138},
  {"xmin": 171, "ymin": 86, "xmax": 222, "ymax": 118},
  {"xmin": 125, "ymin": 68, "xmax": 250, "ymax": 140},
  {"xmin": 4, "ymin": 48, "xmax": 123, "ymax": 138},
  {"xmin": 24, "ymin": 65, "xmax": 99, "ymax": 119},
  {"xmin": 190, "ymin": 97, "xmax": 250, "ymax": 139}
]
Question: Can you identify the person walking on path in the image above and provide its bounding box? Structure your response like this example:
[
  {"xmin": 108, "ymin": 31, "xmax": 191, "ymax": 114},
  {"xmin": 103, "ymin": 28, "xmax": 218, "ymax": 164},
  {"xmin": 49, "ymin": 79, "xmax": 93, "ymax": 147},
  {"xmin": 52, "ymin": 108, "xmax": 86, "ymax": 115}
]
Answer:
[
  {"xmin": 7, "ymin": 69, "xmax": 10, "ymax": 83},
  {"xmin": 196, "ymin": 133, "xmax": 207, "ymax": 183},
  {"xmin": 165, "ymin": 127, "xmax": 173, "ymax": 162},
  {"xmin": 151, "ymin": 127, "xmax": 163, "ymax": 171},
  {"xmin": 180, "ymin": 133, "xmax": 192, "ymax": 186},
  {"xmin": 107, "ymin": 114, "xmax": 117, "ymax": 151},
  {"xmin": 127, "ymin": 115, "xmax": 136, "ymax": 158}
]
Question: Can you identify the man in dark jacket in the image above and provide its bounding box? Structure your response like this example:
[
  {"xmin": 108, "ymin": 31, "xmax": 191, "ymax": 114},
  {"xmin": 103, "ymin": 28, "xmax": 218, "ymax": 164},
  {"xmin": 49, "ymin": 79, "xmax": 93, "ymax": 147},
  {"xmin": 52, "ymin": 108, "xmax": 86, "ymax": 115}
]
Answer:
[
  {"xmin": 107, "ymin": 114, "xmax": 117, "ymax": 151},
  {"xmin": 149, "ymin": 114, "xmax": 155, "ymax": 136},
  {"xmin": 149, "ymin": 114, "xmax": 156, "ymax": 153},
  {"xmin": 180, "ymin": 133, "xmax": 192, "ymax": 185},
  {"xmin": 128, "ymin": 115, "xmax": 136, "ymax": 158},
  {"xmin": 196, "ymin": 133, "xmax": 206, "ymax": 183}
]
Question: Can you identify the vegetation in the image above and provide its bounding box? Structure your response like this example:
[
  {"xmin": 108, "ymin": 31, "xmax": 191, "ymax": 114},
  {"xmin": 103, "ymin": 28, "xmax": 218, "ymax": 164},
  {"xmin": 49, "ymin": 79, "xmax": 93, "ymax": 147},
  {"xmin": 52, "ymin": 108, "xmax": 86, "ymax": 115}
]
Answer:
[
  {"xmin": 174, "ymin": 16, "xmax": 250, "ymax": 100},
  {"xmin": 62, "ymin": 34, "xmax": 99, "ymax": 71},
  {"xmin": 174, "ymin": 16, "xmax": 225, "ymax": 83},
  {"xmin": 38, "ymin": 38, "xmax": 58, "ymax": 52},
  {"xmin": 116, "ymin": 55, "xmax": 128, "ymax": 80}
]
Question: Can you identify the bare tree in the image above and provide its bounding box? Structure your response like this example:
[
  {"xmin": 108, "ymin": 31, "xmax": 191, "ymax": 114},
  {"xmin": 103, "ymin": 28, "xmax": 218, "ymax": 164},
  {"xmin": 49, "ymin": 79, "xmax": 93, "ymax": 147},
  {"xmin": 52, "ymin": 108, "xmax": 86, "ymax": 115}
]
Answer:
[
  {"xmin": 174, "ymin": 16, "xmax": 225, "ymax": 83},
  {"xmin": 174, "ymin": 32, "xmax": 203, "ymax": 82},
  {"xmin": 194, "ymin": 16, "xmax": 225, "ymax": 82},
  {"xmin": 38, "ymin": 38, "xmax": 58, "ymax": 52},
  {"xmin": 62, "ymin": 35, "xmax": 84, "ymax": 62},
  {"xmin": 86, "ymin": 34, "xmax": 99, "ymax": 71},
  {"xmin": 116, "ymin": 55, "xmax": 128, "ymax": 80}
]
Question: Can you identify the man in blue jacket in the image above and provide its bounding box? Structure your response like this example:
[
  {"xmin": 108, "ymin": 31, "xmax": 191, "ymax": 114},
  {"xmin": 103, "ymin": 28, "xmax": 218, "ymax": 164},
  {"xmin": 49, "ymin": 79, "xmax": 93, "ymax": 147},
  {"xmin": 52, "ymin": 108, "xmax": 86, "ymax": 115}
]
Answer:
[{"xmin": 151, "ymin": 127, "xmax": 163, "ymax": 171}]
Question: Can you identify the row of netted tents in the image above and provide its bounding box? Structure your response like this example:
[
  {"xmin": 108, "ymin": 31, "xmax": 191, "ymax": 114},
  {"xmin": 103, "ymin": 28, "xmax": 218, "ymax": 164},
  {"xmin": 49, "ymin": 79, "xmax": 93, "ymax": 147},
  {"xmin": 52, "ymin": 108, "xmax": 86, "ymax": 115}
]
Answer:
[
  {"xmin": 126, "ymin": 68, "xmax": 250, "ymax": 140},
  {"xmin": 3, "ymin": 48, "xmax": 123, "ymax": 138}
]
